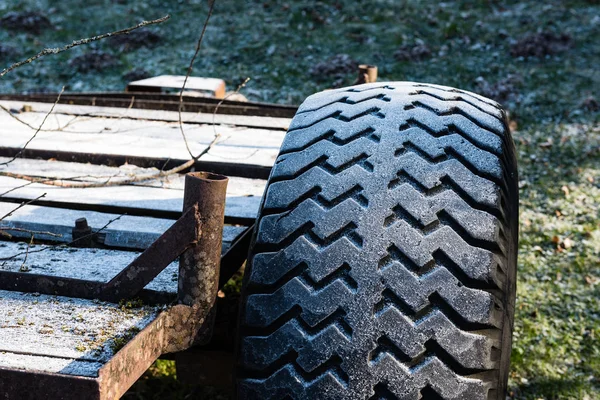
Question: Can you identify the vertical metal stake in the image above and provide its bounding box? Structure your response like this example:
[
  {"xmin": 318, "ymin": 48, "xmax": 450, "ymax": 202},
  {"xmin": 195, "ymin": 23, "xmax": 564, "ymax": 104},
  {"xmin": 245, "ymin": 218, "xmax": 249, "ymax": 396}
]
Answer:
[
  {"xmin": 357, "ymin": 64, "xmax": 378, "ymax": 84},
  {"xmin": 178, "ymin": 171, "xmax": 228, "ymax": 345}
]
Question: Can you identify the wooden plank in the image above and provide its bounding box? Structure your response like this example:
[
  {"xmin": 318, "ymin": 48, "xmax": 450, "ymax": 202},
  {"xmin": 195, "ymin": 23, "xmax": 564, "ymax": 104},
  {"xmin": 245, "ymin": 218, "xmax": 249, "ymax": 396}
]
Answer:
[
  {"xmin": 0, "ymin": 289, "xmax": 159, "ymax": 377},
  {"xmin": 0, "ymin": 203, "xmax": 245, "ymax": 250},
  {"xmin": 0, "ymin": 100, "xmax": 291, "ymax": 130},
  {"xmin": 127, "ymin": 75, "xmax": 226, "ymax": 98},
  {"xmin": 0, "ymin": 111, "xmax": 285, "ymax": 168},
  {"xmin": 0, "ymin": 157, "xmax": 266, "ymax": 222},
  {"xmin": 0, "ymin": 157, "xmax": 268, "ymax": 193},
  {"xmin": 0, "ymin": 353, "xmax": 103, "ymax": 377},
  {"xmin": 0, "ymin": 241, "xmax": 177, "ymax": 294},
  {"xmin": 0, "ymin": 177, "xmax": 262, "ymax": 223},
  {"xmin": 0, "ymin": 93, "xmax": 299, "ymax": 119}
]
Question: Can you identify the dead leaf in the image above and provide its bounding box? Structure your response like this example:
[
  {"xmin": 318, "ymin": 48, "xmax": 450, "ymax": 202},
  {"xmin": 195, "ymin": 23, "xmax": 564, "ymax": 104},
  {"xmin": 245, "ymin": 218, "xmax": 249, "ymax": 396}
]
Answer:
[
  {"xmin": 539, "ymin": 138, "xmax": 553, "ymax": 148},
  {"xmin": 561, "ymin": 185, "xmax": 570, "ymax": 196}
]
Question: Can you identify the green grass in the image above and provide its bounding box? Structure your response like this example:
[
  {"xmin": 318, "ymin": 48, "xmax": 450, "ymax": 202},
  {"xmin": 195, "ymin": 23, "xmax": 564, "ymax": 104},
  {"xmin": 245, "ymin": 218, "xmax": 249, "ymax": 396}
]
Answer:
[{"xmin": 1, "ymin": 0, "xmax": 599, "ymax": 398}]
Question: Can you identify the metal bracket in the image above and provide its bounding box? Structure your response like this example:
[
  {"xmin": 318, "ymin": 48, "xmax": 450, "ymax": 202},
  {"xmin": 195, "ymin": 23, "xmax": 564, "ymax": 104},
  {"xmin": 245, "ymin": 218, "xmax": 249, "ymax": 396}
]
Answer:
[{"xmin": 0, "ymin": 205, "xmax": 202, "ymax": 303}]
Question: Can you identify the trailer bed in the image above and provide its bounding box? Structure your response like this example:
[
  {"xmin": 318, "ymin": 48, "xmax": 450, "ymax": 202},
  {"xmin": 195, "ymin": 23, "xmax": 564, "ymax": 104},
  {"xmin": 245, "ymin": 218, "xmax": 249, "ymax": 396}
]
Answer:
[{"xmin": 0, "ymin": 95, "xmax": 289, "ymax": 399}]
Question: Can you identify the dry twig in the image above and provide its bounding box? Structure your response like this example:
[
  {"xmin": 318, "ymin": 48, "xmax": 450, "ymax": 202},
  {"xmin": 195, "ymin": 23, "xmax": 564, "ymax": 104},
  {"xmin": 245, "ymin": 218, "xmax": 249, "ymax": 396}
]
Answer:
[
  {"xmin": 0, "ymin": 15, "xmax": 170, "ymax": 78},
  {"xmin": 0, "ymin": 193, "xmax": 46, "ymax": 222},
  {"xmin": 19, "ymin": 235, "xmax": 35, "ymax": 272},
  {"xmin": 0, "ymin": 214, "xmax": 124, "ymax": 263},
  {"xmin": 0, "ymin": 1, "xmax": 235, "ymax": 189},
  {"xmin": 0, "ymin": 87, "xmax": 64, "ymax": 167},
  {"xmin": 0, "ymin": 104, "xmax": 82, "ymax": 132},
  {"xmin": 178, "ymin": 0, "xmax": 217, "ymax": 160},
  {"xmin": 0, "ymin": 227, "xmax": 62, "ymax": 238}
]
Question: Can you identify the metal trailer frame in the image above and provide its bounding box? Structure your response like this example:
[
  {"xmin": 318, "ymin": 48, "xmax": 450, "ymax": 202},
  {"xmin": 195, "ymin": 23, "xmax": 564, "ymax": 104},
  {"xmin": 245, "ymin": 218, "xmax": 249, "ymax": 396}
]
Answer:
[
  {"xmin": 0, "ymin": 88, "xmax": 300, "ymax": 399},
  {"xmin": 0, "ymin": 154, "xmax": 253, "ymax": 398}
]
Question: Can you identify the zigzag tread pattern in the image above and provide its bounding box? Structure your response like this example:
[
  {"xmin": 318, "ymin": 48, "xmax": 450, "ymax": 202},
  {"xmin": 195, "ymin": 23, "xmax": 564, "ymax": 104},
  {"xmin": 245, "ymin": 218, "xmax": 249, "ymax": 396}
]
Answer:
[{"xmin": 237, "ymin": 82, "xmax": 517, "ymax": 400}]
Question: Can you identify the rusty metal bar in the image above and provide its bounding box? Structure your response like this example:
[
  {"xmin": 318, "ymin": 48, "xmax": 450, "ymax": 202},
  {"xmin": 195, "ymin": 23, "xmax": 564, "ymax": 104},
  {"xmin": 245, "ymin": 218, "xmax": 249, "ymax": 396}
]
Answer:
[
  {"xmin": 0, "ymin": 206, "xmax": 201, "ymax": 303},
  {"xmin": 357, "ymin": 64, "xmax": 378, "ymax": 84},
  {"xmin": 0, "ymin": 270, "xmax": 174, "ymax": 304},
  {"xmin": 97, "ymin": 312, "xmax": 169, "ymax": 399},
  {"xmin": 0, "ymin": 171, "xmax": 232, "ymax": 399},
  {"xmin": 178, "ymin": 172, "xmax": 228, "ymax": 345},
  {"xmin": 99, "ymin": 205, "xmax": 201, "ymax": 301}
]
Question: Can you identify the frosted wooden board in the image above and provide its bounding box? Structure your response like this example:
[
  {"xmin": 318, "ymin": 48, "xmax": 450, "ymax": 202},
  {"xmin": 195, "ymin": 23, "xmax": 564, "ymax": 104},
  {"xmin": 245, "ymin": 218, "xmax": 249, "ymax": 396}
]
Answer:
[
  {"xmin": 0, "ymin": 290, "xmax": 159, "ymax": 377},
  {"xmin": 0, "ymin": 156, "xmax": 269, "ymax": 193},
  {"xmin": 128, "ymin": 75, "xmax": 225, "ymax": 91},
  {"xmin": 0, "ymin": 157, "xmax": 178, "ymax": 190},
  {"xmin": 0, "ymin": 353, "xmax": 103, "ymax": 377},
  {"xmin": 0, "ymin": 241, "xmax": 178, "ymax": 294},
  {"xmin": 0, "ymin": 106, "xmax": 286, "ymax": 167},
  {"xmin": 0, "ymin": 100, "xmax": 291, "ymax": 130},
  {"xmin": 0, "ymin": 175, "xmax": 265, "ymax": 222},
  {"xmin": 0, "ymin": 203, "xmax": 245, "ymax": 250}
]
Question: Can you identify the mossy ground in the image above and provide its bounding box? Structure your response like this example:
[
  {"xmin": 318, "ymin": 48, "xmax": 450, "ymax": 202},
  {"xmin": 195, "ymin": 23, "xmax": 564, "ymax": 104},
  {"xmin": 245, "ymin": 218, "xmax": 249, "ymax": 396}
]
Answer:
[{"xmin": 1, "ymin": 1, "xmax": 599, "ymax": 398}]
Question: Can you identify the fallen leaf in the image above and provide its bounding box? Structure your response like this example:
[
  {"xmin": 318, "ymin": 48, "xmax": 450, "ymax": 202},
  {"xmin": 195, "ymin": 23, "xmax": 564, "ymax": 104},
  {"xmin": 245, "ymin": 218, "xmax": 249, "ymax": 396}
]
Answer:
[{"xmin": 561, "ymin": 185, "xmax": 570, "ymax": 196}]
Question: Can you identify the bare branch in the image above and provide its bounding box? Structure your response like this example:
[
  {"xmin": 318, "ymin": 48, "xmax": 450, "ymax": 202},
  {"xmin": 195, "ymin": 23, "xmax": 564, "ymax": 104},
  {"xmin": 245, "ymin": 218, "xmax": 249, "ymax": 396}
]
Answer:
[
  {"xmin": 0, "ymin": 180, "xmax": 36, "ymax": 197},
  {"xmin": 0, "ymin": 15, "xmax": 170, "ymax": 78},
  {"xmin": 178, "ymin": 0, "xmax": 217, "ymax": 160},
  {"xmin": 212, "ymin": 77, "xmax": 250, "ymax": 137},
  {"xmin": 0, "ymin": 193, "xmax": 46, "ymax": 222},
  {"xmin": 0, "ymin": 105, "xmax": 39, "ymax": 130},
  {"xmin": 0, "ymin": 227, "xmax": 63, "ymax": 238},
  {"xmin": 0, "ymin": 78, "xmax": 253, "ymax": 189},
  {"xmin": 0, "ymin": 161, "xmax": 193, "ymax": 188},
  {"xmin": 0, "ymin": 87, "xmax": 65, "ymax": 167},
  {"xmin": 19, "ymin": 235, "xmax": 35, "ymax": 272},
  {"xmin": 0, "ymin": 104, "xmax": 82, "ymax": 132},
  {"xmin": 0, "ymin": 214, "xmax": 124, "ymax": 263}
]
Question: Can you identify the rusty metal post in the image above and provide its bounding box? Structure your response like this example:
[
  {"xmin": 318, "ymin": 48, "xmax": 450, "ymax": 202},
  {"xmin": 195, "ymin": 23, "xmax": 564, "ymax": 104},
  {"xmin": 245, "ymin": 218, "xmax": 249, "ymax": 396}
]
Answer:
[
  {"xmin": 178, "ymin": 171, "xmax": 228, "ymax": 345},
  {"xmin": 357, "ymin": 64, "xmax": 378, "ymax": 84}
]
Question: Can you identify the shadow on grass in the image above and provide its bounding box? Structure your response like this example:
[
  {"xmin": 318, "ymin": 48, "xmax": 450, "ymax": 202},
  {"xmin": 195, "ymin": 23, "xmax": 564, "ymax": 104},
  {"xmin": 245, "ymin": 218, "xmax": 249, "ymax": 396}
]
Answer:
[{"xmin": 510, "ymin": 377, "xmax": 596, "ymax": 399}]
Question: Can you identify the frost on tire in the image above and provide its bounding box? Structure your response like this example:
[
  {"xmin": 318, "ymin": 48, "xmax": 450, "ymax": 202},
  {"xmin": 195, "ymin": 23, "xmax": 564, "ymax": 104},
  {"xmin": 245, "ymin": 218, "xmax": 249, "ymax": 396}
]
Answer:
[{"xmin": 236, "ymin": 82, "xmax": 518, "ymax": 400}]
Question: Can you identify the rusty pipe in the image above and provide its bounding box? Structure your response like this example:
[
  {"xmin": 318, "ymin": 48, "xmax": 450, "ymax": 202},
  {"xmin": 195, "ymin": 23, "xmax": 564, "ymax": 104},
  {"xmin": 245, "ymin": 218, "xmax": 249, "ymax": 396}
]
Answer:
[
  {"xmin": 357, "ymin": 64, "xmax": 378, "ymax": 84},
  {"xmin": 177, "ymin": 171, "xmax": 228, "ymax": 345}
]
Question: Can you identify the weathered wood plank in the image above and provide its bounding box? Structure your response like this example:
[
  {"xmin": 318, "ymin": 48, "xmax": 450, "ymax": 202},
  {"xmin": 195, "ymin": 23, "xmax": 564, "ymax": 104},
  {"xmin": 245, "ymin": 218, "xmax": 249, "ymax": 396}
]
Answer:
[
  {"xmin": 0, "ymin": 175, "xmax": 265, "ymax": 223},
  {"xmin": 0, "ymin": 290, "xmax": 159, "ymax": 377},
  {"xmin": 0, "ymin": 203, "xmax": 245, "ymax": 250},
  {"xmin": 0, "ymin": 353, "xmax": 103, "ymax": 377},
  {"xmin": 0, "ymin": 156, "xmax": 268, "ymax": 193},
  {"xmin": 0, "ymin": 100, "xmax": 291, "ymax": 130},
  {"xmin": 0, "ymin": 104, "xmax": 286, "ymax": 169},
  {"xmin": 0, "ymin": 241, "xmax": 177, "ymax": 294}
]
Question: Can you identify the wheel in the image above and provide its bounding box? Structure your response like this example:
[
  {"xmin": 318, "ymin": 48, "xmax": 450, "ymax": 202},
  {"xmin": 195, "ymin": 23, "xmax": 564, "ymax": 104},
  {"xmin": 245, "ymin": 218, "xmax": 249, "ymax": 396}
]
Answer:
[{"xmin": 236, "ymin": 82, "xmax": 518, "ymax": 400}]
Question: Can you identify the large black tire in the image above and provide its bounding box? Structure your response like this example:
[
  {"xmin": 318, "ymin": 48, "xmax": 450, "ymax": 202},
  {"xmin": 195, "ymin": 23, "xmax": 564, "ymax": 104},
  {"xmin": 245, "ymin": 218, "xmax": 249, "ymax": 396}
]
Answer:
[{"xmin": 236, "ymin": 82, "xmax": 518, "ymax": 400}]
